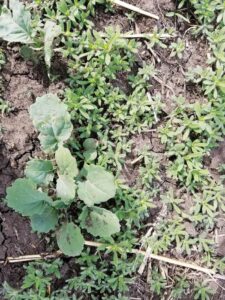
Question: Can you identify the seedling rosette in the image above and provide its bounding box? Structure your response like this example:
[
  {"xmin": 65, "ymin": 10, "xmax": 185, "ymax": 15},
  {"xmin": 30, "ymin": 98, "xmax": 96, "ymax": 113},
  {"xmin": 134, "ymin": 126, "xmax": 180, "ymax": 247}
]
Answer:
[{"xmin": 5, "ymin": 94, "xmax": 120, "ymax": 256}]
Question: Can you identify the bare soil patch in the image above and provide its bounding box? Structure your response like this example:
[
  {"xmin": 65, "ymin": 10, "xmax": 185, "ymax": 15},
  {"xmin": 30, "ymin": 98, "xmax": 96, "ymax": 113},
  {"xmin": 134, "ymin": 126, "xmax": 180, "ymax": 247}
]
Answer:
[
  {"xmin": 0, "ymin": 47, "xmax": 65, "ymax": 286},
  {"xmin": 0, "ymin": 0, "xmax": 224, "ymax": 298}
]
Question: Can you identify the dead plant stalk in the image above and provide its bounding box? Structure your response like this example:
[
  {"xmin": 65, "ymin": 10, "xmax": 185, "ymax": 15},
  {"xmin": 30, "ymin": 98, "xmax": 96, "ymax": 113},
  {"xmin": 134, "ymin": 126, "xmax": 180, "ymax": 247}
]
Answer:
[
  {"xmin": 113, "ymin": 0, "xmax": 159, "ymax": 20},
  {"xmin": 1, "ymin": 240, "xmax": 225, "ymax": 281}
]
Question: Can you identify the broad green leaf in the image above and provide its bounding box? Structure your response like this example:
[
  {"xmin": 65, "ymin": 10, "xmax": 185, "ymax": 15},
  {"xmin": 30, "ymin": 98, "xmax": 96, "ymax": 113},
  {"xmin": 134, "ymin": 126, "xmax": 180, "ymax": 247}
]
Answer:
[
  {"xmin": 29, "ymin": 94, "xmax": 73, "ymax": 153},
  {"xmin": 0, "ymin": 0, "xmax": 32, "ymax": 43},
  {"xmin": 57, "ymin": 223, "xmax": 84, "ymax": 256},
  {"xmin": 38, "ymin": 116, "xmax": 73, "ymax": 153},
  {"xmin": 25, "ymin": 159, "xmax": 54, "ymax": 185},
  {"xmin": 77, "ymin": 165, "xmax": 116, "ymax": 206},
  {"xmin": 52, "ymin": 199, "xmax": 68, "ymax": 209},
  {"xmin": 31, "ymin": 207, "xmax": 58, "ymax": 233},
  {"xmin": 6, "ymin": 178, "xmax": 52, "ymax": 217},
  {"xmin": 83, "ymin": 138, "xmax": 98, "ymax": 151},
  {"xmin": 83, "ymin": 150, "xmax": 97, "ymax": 161},
  {"xmin": 56, "ymin": 175, "xmax": 76, "ymax": 202},
  {"xmin": 83, "ymin": 138, "xmax": 98, "ymax": 161},
  {"xmin": 39, "ymin": 132, "xmax": 59, "ymax": 153},
  {"xmin": 29, "ymin": 94, "xmax": 71, "ymax": 131},
  {"xmin": 44, "ymin": 21, "xmax": 61, "ymax": 68},
  {"xmin": 55, "ymin": 146, "xmax": 78, "ymax": 177},
  {"xmin": 81, "ymin": 207, "xmax": 120, "ymax": 238}
]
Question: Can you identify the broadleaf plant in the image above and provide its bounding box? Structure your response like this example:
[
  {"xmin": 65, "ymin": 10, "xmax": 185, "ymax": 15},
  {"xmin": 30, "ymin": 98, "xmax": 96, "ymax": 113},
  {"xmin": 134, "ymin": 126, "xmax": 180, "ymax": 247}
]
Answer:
[
  {"xmin": 0, "ymin": 0, "xmax": 61, "ymax": 68},
  {"xmin": 0, "ymin": 0, "xmax": 32, "ymax": 43},
  {"xmin": 30, "ymin": 207, "xmax": 58, "ymax": 233},
  {"xmin": 77, "ymin": 164, "xmax": 116, "ymax": 206},
  {"xmin": 6, "ymin": 178, "xmax": 53, "ymax": 217},
  {"xmin": 55, "ymin": 145, "xmax": 78, "ymax": 177},
  {"xmin": 29, "ymin": 94, "xmax": 73, "ymax": 153},
  {"xmin": 25, "ymin": 159, "xmax": 54, "ymax": 185},
  {"xmin": 80, "ymin": 206, "xmax": 121, "ymax": 238},
  {"xmin": 5, "ymin": 94, "xmax": 120, "ymax": 256}
]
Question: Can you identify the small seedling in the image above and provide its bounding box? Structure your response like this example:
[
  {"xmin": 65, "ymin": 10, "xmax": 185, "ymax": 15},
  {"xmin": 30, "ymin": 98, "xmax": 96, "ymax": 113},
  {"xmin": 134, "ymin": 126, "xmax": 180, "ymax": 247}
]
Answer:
[
  {"xmin": 149, "ymin": 268, "xmax": 167, "ymax": 296},
  {"xmin": 169, "ymin": 38, "xmax": 185, "ymax": 59},
  {"xmin": 0, "ymin": 99, "xmax": 11, "ymax": 115},
  {"xmin": 194, "ymin": 281, "xmax": 215, "ymax": 300}
]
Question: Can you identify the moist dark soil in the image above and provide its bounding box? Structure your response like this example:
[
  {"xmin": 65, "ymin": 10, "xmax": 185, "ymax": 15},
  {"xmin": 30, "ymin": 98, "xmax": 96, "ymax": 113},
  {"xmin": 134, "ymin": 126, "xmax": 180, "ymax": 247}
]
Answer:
[{"xmin": 0, "ymin": 0, "xmax": 224, "ymax": 298}]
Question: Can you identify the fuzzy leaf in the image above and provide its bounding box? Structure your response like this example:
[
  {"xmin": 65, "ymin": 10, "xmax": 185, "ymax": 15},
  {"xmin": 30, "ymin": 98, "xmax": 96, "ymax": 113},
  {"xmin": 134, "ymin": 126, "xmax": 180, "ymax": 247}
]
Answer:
[
  {"xmin": 31, "ymin": 207, "xmax": 58, "ymax": 233},
  {"xmin": 77, "ymin": 165, "xmax": 116, "ymax": 206},
  {"xmin": 81, "ymin": 207, "xmax": 120, "ymax": 238},
  {"xmin": 55, "ymin": 146, "xmax": 78, "ymax": 177},
  {"xmin": 29, "ymin": 94, "xmax": 73, "ymax": 153},
  {"xmin": 56, "ymin": 175, "xmax": 76, "ymax": 202},
  {"xmin": 29, "ymin": 94, "xmax": 71, "ymax": 131},
  {"xmin": 83, "ymin": 138, "xmax": 98, "ymax": 151},
  {"xmin": 57, "ymin": 223, "xmax": 84, "ymax": 256},
  {"xmin": 38, "ymin": 116, "xmax": 73, "ymax": 153},
  {"xmin": 44, "ymin": 20, "xmax": 61, "ymax": 68},
  {"xmin": 83, "ymin": 138, "xmax": 98, "ymax": 161},
  {"xmin": 25, "ymin": 159, "xmax": 54, "ymax": 185},
  {"xmin": 0, "ymin": 0, "xmax": 32, "ymax": 43},
  {"xmin": 6, "ymin": 178, "xmax": 53, "ymax": 217}
]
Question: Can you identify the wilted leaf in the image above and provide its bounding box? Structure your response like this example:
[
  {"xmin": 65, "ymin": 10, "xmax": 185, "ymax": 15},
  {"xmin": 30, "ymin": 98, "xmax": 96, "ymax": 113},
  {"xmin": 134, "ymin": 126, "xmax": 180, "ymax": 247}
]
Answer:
[
  {"xmin": 25, "ymin": 159, "xmax": 54, "ymax": 185},
  {"xmin": 77, "ymin": 165, "xmax": 116, "ymax": 206},
  {"xmin": 0, "ymin": 0, "xmax": 32, "ymax": 43},
  {"xmin": 55, "ymin": 146, "xmax": 78, "ymax": 177},
  {"xmin": 57, "ymin": 222, "xmax": 84, "ymax": 256},
  {"xmin": 81, "ymin": 207, "xmax": 120, "ymax": 237},
  {"xmin": 31, "ymin": 207, "xmax": 58, "ymax": 233},
  {"xmin": 44, "ymin": 20, "xmax": 61, "ymax": 68},
  {"xmin": 6, "ymin": 178, "xmax": 53, "ymax": 217},
  {"xmin": 56, "ymin": 175, "xmax": 76, "ymax": 202}
]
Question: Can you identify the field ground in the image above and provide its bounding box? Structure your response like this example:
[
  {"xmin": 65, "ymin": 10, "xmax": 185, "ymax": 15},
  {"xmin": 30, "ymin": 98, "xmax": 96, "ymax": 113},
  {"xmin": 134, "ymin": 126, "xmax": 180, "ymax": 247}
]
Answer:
[{"xmin": 0, "ymin": 0, "xmax": 225, "ymax": 299}]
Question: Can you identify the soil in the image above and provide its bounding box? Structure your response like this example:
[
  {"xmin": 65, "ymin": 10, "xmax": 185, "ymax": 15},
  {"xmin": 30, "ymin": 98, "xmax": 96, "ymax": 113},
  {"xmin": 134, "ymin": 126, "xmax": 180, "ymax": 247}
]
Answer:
[
  {"xmin": 0, "ymin": 47, "xmax": 65, "ymax": 287},
  {"xmin": 96, "ymin": 0, "xmax": 209, "ymax": 118},
  {"xmin": 97, "ymin": 1, "xmax": 225, "ymax": 298},
  {"xmin": 0, "ymin": 0, "xmax": 224, "ymax": 298},
  {"xmin": 209, "ymin": 139, "xmax": 225, "ymax": 179}
]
